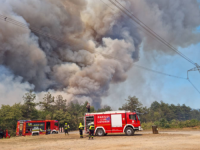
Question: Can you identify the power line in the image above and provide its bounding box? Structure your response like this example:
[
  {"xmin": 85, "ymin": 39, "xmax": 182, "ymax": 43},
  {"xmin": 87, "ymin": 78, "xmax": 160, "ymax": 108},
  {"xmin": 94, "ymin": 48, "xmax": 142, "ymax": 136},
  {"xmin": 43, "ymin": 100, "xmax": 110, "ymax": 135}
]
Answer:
[
  {"xmin": 188, "ymin": 78, "xmax": 200, "ymax": 94},
  {"xmin": 109, "ymin": 0, "xmax": 196, "ymax": 66},
  {"xmin": 95, "ymin": 50, "xmax": 187, "ymax": 80},
  {"xmin": 1, "ymin": 11, "xmax": 200, "ymax": 94},
  {"xmin": 0, "ymin": 14, "xmax": 67, "ymax": 45},
  {"xmin": 100, "ymin": 0, "xmax": 200, "ymax": 94},
  {"xmin": 187, "ymin": 67, "xmax": 200, "ymax": 94},
  {"xmin": 0, "ymin": 12, "xmax": 192, "ymax": 81},
  {"xmin": 134, "ymin": 64, "xmax": 187, "ymax": 80}
]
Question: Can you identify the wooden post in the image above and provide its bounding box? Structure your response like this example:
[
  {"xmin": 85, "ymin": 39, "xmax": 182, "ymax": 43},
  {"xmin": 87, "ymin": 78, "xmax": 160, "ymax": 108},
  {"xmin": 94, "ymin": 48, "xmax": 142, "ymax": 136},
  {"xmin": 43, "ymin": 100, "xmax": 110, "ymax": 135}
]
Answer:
[{"xmin": 152, "ymin": 125, "xmax": 158, "ymax": 134}]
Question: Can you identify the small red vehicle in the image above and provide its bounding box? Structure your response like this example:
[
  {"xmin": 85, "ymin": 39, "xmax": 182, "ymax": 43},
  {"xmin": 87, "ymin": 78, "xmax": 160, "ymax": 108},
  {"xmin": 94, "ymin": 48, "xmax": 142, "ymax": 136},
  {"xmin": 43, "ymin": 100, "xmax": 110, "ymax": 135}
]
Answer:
[
  {"xmin": 16, "ymin": 120, "xmax": 59, "ymax": 136},
  {"xmin": 84, "ymin": 110, "xmax": 142, "ymax": 136},
  {"xmin": 0, "ymin": 129, "xmax": 10, "ymax": 139}
]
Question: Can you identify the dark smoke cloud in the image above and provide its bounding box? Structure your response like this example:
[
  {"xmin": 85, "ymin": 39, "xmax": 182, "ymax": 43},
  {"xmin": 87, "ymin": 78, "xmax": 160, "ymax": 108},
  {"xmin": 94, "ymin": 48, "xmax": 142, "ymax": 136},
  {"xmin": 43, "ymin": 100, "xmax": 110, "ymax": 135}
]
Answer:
[{"xmin": 0, "ymin": 0, "xmax": 200, "ymax": 108}]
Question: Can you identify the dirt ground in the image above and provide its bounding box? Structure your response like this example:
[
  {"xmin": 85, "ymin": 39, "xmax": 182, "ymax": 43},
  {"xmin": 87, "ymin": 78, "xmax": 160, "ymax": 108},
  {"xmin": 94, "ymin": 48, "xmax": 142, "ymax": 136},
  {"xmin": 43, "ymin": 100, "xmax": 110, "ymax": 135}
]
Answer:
[{"xmin": 1, "ymin": 130, "xmax": 200, "ymax": 150}]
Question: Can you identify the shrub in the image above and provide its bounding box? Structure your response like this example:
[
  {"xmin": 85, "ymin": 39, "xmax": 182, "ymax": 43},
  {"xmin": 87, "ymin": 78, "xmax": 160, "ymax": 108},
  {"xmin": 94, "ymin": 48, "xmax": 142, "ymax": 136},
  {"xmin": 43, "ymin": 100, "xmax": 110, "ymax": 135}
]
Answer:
[
  {"xmin": 165, "ymin": 124, "xmax": 171, "ymax": 128},
  {"xmin": 141, "ymin": 122, "xmax": 153, "ymax": 130},
  {"xmin": 159, "ymin": 118, "xmax": 168, "ymax": 128},
  {"xmin": 154, "ymin": 121, "xmax": 160, "ymax": 127},
  {"xmin": 170, "ymin": 119, "xmax": 179, "ymax": 128},
  {"xmin": 178, "ymin": 121, "xmax": 185, "ymax": 128}
]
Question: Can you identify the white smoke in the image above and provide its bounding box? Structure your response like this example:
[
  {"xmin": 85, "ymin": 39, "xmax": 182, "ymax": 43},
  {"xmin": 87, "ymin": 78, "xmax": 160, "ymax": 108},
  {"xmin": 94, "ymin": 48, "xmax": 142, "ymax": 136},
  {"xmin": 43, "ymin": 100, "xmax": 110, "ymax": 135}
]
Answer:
[
  {"xmin": 0, "ymin": 0, "xmax": 200, "ymax": 108},
  {"xmin": 0, "ymin": 66, "xmax": 34, "ymax": 105}
]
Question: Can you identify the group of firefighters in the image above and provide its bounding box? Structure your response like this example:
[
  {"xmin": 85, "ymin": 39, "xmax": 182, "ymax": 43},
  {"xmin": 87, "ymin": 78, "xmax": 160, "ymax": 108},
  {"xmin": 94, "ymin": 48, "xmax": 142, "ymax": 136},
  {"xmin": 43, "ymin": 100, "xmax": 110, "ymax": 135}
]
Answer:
[
  {"xmin": 63, "ymin": 122, "xmax": 94, "ymax": 140},
  {"xmin": 63, "ymin": 103, "xmax": 94, "ymax": 139}
]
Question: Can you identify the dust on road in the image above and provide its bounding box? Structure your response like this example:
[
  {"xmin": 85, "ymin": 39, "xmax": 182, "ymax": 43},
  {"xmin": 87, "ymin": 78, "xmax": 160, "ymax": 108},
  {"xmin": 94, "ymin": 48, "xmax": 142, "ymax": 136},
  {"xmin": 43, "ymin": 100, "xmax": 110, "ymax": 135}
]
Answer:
[{"xmin": 1, "ymin": 131, "xmax": 200, "ymax": 150}]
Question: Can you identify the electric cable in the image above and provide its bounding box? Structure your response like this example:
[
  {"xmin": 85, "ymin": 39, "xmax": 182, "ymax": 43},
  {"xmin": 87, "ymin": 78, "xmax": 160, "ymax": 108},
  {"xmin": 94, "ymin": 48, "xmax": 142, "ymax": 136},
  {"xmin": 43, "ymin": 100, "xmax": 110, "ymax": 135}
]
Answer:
[
  {"xmin": 134, "ymin": 64, "xmax": 187, "ymax": 80},
  {"xmin": 1, "ymin": 11, "xmax": 200, "ymax": 94},
  {"xmin": 109, "ymin": 0, "xmax": 196, "ymax": 66},
  {"xmin": 0, "ymin": 13, "xmax": 190, "ymax": 80},
  {"xmin": 0, "ymin": 14, "xmax": 67, "ymax": 44},
  {"xmin": 95, "ymin": 50, "xmax": 187, "ymax": 80},
  {"xmin": 188, "ymin": 78, "xmax": 200, "ymax": 94}
]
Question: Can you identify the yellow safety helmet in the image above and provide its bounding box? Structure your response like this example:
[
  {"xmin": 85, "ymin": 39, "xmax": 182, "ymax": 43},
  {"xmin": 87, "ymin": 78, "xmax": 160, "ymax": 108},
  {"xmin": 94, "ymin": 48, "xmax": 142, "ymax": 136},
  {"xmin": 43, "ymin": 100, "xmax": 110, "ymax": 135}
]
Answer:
[{"xmin": 65, "ymin": 123, "xmax": 67, "ymax": 125}]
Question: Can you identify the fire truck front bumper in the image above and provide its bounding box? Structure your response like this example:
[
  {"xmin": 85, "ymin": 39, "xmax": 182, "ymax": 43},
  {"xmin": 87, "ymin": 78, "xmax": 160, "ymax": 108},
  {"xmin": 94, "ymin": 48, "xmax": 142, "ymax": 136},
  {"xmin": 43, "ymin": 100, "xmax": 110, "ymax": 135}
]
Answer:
[
  {"xmin": 139, "ymin": 126, "xmax": 143, "ymax": 131},
  {"xmin": 135, "ymin": 126, "xmax": 143, "ymax": 131}
]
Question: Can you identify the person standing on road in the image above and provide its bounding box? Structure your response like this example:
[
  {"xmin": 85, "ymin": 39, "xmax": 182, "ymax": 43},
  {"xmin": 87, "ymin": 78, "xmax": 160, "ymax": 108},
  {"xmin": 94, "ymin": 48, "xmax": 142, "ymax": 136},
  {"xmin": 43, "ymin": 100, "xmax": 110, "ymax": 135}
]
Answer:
[
  {"xmin": 46, "ymin": 127, "xmax": 51, "ymax": 134},
  {"xmin": 86, "ymin": 103, "xmax": 90, "ymax": 113},
  {"xmin": 64, "ymin": 123, "xmax": 70, "ymax": 135},
  {"xmin": 79, "ymin": 123, "xmax": 84, "ymax": 138},
  {"xmin": 89, "ymin": 122, "xmax": 95, "ymax": 140}
]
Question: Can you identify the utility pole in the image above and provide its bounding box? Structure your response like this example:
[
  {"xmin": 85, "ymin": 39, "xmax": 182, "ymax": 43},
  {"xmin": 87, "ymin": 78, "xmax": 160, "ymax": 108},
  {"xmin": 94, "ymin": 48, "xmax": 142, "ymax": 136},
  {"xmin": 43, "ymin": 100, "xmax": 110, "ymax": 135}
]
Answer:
[{"xmin": 187, "ymin": 63, "xmax": 200, "ymax": 79}]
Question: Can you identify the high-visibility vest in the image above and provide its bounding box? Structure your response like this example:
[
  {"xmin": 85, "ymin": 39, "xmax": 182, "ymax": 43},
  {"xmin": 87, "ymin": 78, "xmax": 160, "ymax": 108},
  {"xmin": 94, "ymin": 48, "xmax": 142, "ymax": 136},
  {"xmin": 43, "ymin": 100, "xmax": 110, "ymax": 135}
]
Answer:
[
  {"xmin": 79, "ymin": 125, "xmax": 84, "ymax": 130},
  {"xmin": 89, "ymin": 125, "xmax": 95, "ymax": 131},
  {"xmin": 65, "ymin": 125, "xmax": 69, "ymax": 130}
]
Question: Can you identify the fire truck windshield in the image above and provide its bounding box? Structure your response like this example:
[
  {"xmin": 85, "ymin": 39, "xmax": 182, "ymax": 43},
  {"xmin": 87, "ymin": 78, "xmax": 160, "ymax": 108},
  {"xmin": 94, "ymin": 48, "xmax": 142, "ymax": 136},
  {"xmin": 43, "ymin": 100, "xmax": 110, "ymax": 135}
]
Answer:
[
  {"xmin": 129, "ymin": 114, "xmax": 136, "ymax": 120},
  {"xmin": 137, "ymin": 115, "xmax": 140, "ymax": 120},
  {"xmin": 54, "ymin": 122, "xmax": 58, "ymax": 127}
]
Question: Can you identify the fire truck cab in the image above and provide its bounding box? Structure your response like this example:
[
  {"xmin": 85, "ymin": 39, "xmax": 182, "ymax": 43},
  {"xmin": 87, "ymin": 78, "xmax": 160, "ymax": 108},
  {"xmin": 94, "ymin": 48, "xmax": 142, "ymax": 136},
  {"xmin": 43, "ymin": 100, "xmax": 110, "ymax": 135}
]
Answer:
[
  {"xmin": 84, "ymin": 110, "xmax": 142, "ymax": 136},
  {"xmin": 16, "ymin": 120, "xmax": 59, "ymax": 136}
]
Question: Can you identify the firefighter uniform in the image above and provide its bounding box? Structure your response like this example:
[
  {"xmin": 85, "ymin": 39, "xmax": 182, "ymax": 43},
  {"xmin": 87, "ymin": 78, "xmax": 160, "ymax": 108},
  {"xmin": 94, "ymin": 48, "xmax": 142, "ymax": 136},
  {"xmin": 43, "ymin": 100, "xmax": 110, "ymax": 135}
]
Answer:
[
  {"xmin": 64, "ymin": 123, "xmax": 70, "ymax": 135},
  {"xmin": 79, "ymin": 123, "xmax": 84, "ymax": 138},
  {"xmin": 46, "ymin": 128, "xmax": 51, "ymax": 134},
  {"xmin": 89, "ymin": 123, "xmax": 95, "ymax": 140}
]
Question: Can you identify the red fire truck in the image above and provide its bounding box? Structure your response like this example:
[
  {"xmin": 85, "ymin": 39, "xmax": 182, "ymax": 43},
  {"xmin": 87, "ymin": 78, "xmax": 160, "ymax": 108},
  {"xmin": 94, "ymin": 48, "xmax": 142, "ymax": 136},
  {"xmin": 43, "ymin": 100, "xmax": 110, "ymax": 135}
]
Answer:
[
  {"xmin": 84, "ymin": 110, "xmax": 142, "ymax": 136},
  {"xmin": 16, "ymin": 120, "xmax": 59, "ymax": 136}
]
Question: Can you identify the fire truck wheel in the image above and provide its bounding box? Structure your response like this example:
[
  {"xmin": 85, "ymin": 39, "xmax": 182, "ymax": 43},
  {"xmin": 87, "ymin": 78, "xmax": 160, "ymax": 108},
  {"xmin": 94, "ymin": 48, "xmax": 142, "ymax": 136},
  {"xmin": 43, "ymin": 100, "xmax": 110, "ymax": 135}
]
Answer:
[
  {"xmin": 96, "ymin": 129, "xmax": 104, "ymax": 136},
  {"xmin": 125, "ymin": 127, "xmax": 134, "ymax": 136}
]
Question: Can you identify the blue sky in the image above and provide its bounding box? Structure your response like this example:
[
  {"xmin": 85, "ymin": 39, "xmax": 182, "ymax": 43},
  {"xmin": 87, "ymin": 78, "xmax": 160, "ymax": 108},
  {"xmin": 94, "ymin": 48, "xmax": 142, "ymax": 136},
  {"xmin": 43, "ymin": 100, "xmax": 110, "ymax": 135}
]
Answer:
[
  {"xmin": 103, "ymin": 42, "xmax": 200, "ymax": 110},
  {"xmin": 102, "ymin": 0, "xmax": 200, "ymax": 110}
]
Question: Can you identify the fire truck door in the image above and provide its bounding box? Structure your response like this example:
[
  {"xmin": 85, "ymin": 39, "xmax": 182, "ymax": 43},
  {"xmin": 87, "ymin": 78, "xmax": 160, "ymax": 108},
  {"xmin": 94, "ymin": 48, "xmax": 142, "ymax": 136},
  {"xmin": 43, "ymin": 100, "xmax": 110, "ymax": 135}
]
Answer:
[
  {"xmin": 46, "ymin": 122, "xmax": 50, "ymax": 131},
  {"xmin": 111, "ymin": 114, "xmax": 123, "ymax": 132},
  {"xmin": 19, "ymin": 123, "xmax": 23, "ymax": 135}
]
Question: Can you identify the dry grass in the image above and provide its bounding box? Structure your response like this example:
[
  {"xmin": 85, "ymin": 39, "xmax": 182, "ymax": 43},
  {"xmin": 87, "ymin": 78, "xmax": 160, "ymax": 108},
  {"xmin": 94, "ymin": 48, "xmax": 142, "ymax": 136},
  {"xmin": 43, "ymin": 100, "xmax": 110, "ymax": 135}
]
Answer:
[{"xmin": 1, "ymin": 131, "xmax": 200, "ymax": 150}]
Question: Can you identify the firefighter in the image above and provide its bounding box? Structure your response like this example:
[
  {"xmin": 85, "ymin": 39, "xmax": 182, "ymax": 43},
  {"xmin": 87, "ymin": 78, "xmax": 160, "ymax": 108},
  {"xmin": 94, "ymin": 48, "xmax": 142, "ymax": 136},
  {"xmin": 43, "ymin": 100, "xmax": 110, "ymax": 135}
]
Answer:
[
  {"xmin": 89, "ymin": 122, "xmax": 95, "ymax": 140},
  {"xmin": 79, "ymin": 123, "xmax": 84, "ymax": 138},
  {"xmin": 64, "ymin": 123, "xmax": 70, "ymax": 135},
  {"xmin": 47, "ymin": 127, "xmax": 51, "ymax": 134},
  {"xmin": 86, "ymin": 103, "xmax": 90, "ymax": 113}
]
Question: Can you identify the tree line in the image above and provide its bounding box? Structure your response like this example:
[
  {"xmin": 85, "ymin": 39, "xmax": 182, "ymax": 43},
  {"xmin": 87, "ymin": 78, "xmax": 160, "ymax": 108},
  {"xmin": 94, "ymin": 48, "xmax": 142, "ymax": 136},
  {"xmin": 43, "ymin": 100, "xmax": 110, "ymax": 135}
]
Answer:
[
  {"xmin": 119, "ymin": 96, "xmax": 200, "ymax": 129},
  {"xmin": 0, "ymin": 91, "xmax": 200, "ymax": 136}
]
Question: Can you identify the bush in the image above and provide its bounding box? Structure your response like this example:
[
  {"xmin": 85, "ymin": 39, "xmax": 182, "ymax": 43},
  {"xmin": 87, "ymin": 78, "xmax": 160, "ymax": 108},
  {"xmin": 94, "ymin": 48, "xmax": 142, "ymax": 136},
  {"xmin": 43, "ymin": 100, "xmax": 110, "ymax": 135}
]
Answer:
[
  {"xmin": 184, "ymin": 119, "xmax": 199, "ymax": 127},
  {"xmin": 170, "ymin": 119, "xmax": 179, "ymax": 128},
  {"xmin": 190, "ymin": 119, "xmax": 199, "ymax": 127},
  {"xmin": 165, "ymin": 124, "xmax": 171, "ymax": 128},
  {"xmin": 154, "ymin": 121, "xmax": 160, "ymax": 127},
  {"xmin": 159, "ymin": 118, "xmax": 168, "ymax": 128},
  {"xmin": 141, "ymin": 122, "xmax": 153, "ymax": 130},
  {"xmin": 178, "ymin": 121, "xmax": 185, "ymax": 128}
]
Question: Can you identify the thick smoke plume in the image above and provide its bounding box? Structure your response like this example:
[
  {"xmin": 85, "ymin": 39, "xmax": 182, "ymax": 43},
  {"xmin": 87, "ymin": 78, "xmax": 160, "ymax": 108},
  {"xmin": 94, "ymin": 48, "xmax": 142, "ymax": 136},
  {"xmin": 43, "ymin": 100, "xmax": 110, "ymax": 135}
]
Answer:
[{"xmin": 0, "ymin": 0, "xmax": 200, "ymax": 108}]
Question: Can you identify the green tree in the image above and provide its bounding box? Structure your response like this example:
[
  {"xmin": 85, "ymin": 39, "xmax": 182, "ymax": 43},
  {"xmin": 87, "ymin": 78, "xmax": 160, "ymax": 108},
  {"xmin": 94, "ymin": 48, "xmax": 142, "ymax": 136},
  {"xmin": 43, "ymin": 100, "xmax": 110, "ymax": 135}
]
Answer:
[
  {"xmin": 0, "ymin": 103, "xmax": 23, "ymax": 136},
  {"xmin": 150, "ymin": 101, "xmax": 160, "ymax": 112},
  {"xmin": 39, "ymin": 92, "xmax": 55, "ymax": 119},
  {"xmin": 154, "ymin": 112, "xmax": 161, "ymax": 121},
  {"xmin": 97, "ymin": 105, "xmax": 112, "ymax": 112},
  {"xmin": 22, "ymin": 90, "xmax": 38, "ymax": 119},
  {"xmin": 39, "ymin": 92, "xmax": 55, "ymax": 111},
  {"xmin": 119, "ymin": 96, "xmax": 142, "ymax": 112},
  {"xmin": 54, "ymin": 95, "xmax": 67, "ymax": 111}
]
